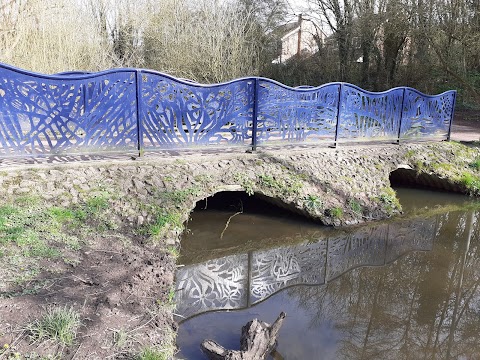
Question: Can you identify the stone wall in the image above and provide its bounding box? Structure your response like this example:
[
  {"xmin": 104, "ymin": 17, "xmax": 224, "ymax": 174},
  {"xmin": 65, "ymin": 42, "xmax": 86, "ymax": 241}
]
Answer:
[{"xmin": 1, "ymin": 142, "xmax": 478, "ymax": 231}]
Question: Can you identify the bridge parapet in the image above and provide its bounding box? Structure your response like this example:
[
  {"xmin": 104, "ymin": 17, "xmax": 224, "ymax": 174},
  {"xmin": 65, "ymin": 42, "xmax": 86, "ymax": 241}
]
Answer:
[{"xmin": 0, "ymin": 63, "xmax": 456, "ymax": 157}]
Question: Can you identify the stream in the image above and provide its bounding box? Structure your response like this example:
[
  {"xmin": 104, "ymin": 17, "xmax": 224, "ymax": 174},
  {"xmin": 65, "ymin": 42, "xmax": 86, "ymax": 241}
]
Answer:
[{"xmin": 175, "ymin": 188, "xmax": 480, "ymax": 359}]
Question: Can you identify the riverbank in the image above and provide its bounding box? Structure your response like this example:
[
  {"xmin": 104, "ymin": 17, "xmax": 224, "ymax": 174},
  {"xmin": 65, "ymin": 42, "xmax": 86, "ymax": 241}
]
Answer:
[{"xmin": 0, "ymin": 141, "xmax": 479, "ymax": 359}]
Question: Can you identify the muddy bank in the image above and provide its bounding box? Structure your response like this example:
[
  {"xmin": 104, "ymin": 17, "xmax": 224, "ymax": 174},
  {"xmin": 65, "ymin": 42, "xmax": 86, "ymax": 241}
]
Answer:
[{"xmin": 0, "ymin": 141, "xmax": 479, "ymax": 358}]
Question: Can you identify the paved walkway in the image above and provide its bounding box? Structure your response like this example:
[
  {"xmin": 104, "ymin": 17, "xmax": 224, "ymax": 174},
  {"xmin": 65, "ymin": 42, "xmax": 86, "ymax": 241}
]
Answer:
[
  {"xmin": 450, "ymin": 110, "xmax": 480, "ymax": 142},
  {"xmin": 451, "ymin": 122, "xmax": 480, "ymax": 142}
]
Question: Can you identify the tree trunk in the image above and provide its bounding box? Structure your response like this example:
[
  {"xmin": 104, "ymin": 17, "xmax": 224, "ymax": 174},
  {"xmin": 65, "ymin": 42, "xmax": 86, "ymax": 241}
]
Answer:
[{"xmin": 201, "ymin": 312, "xmax": 286, "ymax": 360}]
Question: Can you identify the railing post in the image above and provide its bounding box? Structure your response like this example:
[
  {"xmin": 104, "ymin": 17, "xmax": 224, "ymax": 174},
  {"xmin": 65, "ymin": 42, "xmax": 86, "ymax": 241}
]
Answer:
[
  {"xmin": 82, "ymin": 83, "xmax": 87, "ymax": 116},
  {"xmin": 396, "ymin": 88, "xmax": 406, "ymax": 144},
  {"xmin": 135, "ymin": 70, "xmax": 144, "ymax": 157},
  {"xmin": 446, "ymin": 91, "xmax": 457, "ymax": 141},
  {"xmin": 332, "ymin": 83, "xmax": 343, "ymax": 148},
  {"xmin": 251, "ymin": 78, "xmax": 259, "ymax": 152}
]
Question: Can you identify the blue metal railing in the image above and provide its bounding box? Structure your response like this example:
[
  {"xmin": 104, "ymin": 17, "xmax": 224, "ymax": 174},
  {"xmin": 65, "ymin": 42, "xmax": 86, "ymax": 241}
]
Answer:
[{"xmin": 0, "ymin": 62, "xmax": 457, "ymax": 157}]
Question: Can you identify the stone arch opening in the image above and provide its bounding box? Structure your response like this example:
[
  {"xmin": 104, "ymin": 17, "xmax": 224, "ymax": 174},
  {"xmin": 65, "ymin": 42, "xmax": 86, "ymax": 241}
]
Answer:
[
  {"xmin": 389, "ymin": 166, "xmax": 462, "ymax": 193},
  {"xmin": 182, "ymin": 191, "xmax": 322, "ymax": 265},
  {"xmin": 193, "ymin": 191, "xmax": 315, "ymax": 222}
]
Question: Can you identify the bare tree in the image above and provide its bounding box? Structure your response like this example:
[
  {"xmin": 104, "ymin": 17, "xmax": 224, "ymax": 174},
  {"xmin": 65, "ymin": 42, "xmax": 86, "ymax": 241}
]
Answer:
[
  {"xmin": 0, "ymin": 0, "xmax": 113, "ymax": 72},
  {"xmin": 312, "ymin": 0, "xmax": 355, "ymax": 81},
  {"xmin": 143, "ymin": 0, "xmax": 263, "ymax": 83}
]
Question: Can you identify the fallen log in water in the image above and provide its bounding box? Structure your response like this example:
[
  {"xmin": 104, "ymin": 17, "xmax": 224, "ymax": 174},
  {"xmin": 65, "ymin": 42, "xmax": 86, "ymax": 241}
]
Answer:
[{"xmin": 201, "ymin": 312, "xmax": 286, "ymax": 360}]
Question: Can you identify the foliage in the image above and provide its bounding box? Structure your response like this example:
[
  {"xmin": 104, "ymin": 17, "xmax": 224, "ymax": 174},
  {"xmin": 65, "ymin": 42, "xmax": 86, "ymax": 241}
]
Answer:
[
  {"xmin": 159, "ymin": 188, "xmax": 200, "ymax": 206},
  {"xmin": 143, "ymin": 0, "xmax": 278, "ymax": 82},
  {"xmin": 167, "ymin": 287, "xmax": 176, "ymax": 304},
  {"xmin": 147, "ymin": 210, "xmax": 183, "ymax": 238},
  {"xmin": 378, "ymin": 187, "xmax": 401, "ymax": 214},
  {"xmin": 0, "ymin": 0, "xmax": 113, "ymax": 73},
  {"xmin": 460, "ymin": 172, "xmax": 480, "ymax": 196},
  {"xmin": 234, "ymin": 173, "xmax": 255, "ymax": 196},
  {"xmin": 326, "ymin": 207, "xmax": 343, "ymax": 219},
  {"xmin": 265, "ymin": 0, "xmax": 480, "ymax": 107},
  {"xmin": 166, "ymin": 246, "xmax": 180, "ymax": 258},
  {"xmin": 0, "ymin": 0, "xmax": 478, "ymax": 107},
  {"xmin": 258, "ymin": 173, "xmax": 303, "ymax": 196},
  {"xmin": 113, "ymin": 330, "xmax": 129, "ymax": 349},
  {"xmin": 303, "ymin": 194, "xmax": 323, "ymax": 212},
  {"xmin": 136, "ymin": 347, "xmax": 171, "ymax": 360},
  {"xmin": 27, "ymin": 306, "xmax": 80, "ymax": 346},
  {"xmin": 469, "ymin": 157, "xmax": 480, "ymax": 171},
  {"xmin": 0, "ymin": 193, "xmax": 115, "ymax": 289},
  {"xmin": 348, "ymin": 199, "xmax": 362, "ymax": 214}
]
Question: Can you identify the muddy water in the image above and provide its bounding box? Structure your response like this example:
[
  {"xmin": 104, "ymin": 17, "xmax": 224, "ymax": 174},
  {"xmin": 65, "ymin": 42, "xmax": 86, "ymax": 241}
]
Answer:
[{"xmin": 175, "ymin": 189, "xmax": 480, "ymax": 359}]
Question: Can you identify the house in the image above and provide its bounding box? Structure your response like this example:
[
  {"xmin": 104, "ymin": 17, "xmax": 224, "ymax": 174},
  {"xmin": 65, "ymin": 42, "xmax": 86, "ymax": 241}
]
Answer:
[{"xmin": 272, "ymin": 15, "xmax": 322, "ymax": 64}]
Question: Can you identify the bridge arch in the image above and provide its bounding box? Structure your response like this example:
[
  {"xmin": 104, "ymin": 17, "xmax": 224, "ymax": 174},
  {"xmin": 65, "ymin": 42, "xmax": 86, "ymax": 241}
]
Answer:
[
  {"xmin": 390, "ymin": 165, "xmax": 463, "ymax": 193},
  {"xmin": 191, "ymin": 190, "xmax": 318, "ymax": 222}
]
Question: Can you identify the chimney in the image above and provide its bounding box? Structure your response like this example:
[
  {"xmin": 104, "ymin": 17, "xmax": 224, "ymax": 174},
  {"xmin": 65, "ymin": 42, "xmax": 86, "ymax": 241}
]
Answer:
[{"xmin": 297, "ymin": 14, "xmax": 303, "ymax": 56}]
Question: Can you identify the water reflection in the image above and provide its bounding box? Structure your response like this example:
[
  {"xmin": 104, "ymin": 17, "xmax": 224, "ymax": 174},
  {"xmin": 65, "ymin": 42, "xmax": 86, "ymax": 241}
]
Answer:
[
  {"xmin": 284, "ymin": 210, "xmax": 480, "ymax": 360},
  {"xmin": 177, "ymin": 204, "xmax": 480, "ymax": 359},
  {"xmin": 176, "ymin": 216, "xmax": 437, "ymax": 320}
]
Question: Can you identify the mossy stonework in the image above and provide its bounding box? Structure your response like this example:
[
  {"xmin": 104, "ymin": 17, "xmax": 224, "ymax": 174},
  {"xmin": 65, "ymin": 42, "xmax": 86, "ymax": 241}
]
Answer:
[{"xmin": 0, "ymin": 141, "xmax": 479, "ymax": 358}]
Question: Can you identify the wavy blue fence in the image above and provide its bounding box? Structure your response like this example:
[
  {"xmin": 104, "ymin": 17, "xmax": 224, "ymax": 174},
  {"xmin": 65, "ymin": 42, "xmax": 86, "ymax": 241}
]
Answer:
[{"xmin": 0, "ymin": 63, "xmax": 456, "ymax": 157}]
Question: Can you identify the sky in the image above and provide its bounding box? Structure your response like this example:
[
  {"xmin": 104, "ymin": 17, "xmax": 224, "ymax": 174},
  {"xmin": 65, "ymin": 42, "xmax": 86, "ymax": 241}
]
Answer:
[
  {"xmin": 288, "ymin": 0, "xmax": 311, "ymax": 13},
  {"xmin": 283, "ymin": 0, "xmax": 332, "ymax": 36}
]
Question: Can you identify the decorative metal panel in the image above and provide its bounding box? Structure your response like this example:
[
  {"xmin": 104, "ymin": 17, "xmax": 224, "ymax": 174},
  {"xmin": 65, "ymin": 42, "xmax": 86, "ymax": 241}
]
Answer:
[
  {"xmin": 175, "ymin": 254, "xmax": 248, "ymax": 319},
  {"xmin": 400, "ymin": 89, "xmax": 455, "ymax": 139},
  {"xmin": 256, "ymin": 79, "xmax": 339, "ymax": 143},
  {"xmin": 139, "ymin": 71, "xmax": 254, "ymax": 148},
  {"xmin": 326, "ymin": 224, "xmax": 389, "ymax": 281},
  {"xmin": 0, "ymin": 62, "xmax": 457, "ymax": 157},
  {"xmin": 250, "ymin": 241, "xmax": 327, "ymax": 304},
  {"xmin": 338, "ymin": 84, "xmax": 404, "ymax": 140},
  {"xmin": 0, "ymin": 65, "xmax": 138, "ymax": 155},
  {"xmin": 385, "ymin": 218, "xmax": 436, "ymax": 263}
]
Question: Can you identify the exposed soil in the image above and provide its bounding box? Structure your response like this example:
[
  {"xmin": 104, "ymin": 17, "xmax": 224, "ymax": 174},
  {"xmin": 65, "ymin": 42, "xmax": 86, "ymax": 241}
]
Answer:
[{"xmin": 0, "ymin": 233, "xmax": 177, "ymax": 359}]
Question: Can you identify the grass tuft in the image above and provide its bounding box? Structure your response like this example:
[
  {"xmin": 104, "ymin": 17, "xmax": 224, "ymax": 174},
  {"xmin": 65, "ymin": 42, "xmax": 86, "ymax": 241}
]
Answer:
[
  {"xmin": 460, "ymin": 172, "xmax": 480, "ymax": 195},
  {"xmin": 469, "ymin": 157, "xmax": 480, "ymax": 171},
  {"xmin": 348, "ymin": 199, "xmax": 362, "ymax": 214},
  {"xmin": 325, "ymin": 207, "xmax": 343, "ymax": 219},
  {"xmin": 378, "ymin": 187, "xmax": 401, "ymax": 214},
  {"xmin": 28, "ymin": 306, "xmax": 81, "ymax": 346},
  {"xmin": 147, "ymin": 211, "xmax": 183, "ymax": 238},
  {"xmin": 112, "ymin": 329, "xmax": 129, "ymax": 349},
  {"xmin": 137, "ymin": 347, "xmax": 170, "ymax": 360}
]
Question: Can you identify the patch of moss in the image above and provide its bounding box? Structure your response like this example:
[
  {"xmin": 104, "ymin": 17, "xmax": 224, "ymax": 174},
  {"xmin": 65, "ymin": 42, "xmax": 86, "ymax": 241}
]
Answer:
[
  {"xmin": 460, "ymin": 172, "xmax": 480, "ymax": 195},
  {"xmin": 325, "ymin": 207, "xmax": 343, "ymax": 219}
]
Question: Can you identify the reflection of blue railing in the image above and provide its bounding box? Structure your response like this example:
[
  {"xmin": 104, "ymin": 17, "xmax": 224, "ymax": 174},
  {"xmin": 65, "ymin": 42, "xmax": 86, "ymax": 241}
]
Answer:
[
  {"xmin": 0, "ymin": 62, "xmax": 456, "ymax": 156},
  {"xmin": 175, "ymin": 216, "xmax": 438, "ymax": 320}
]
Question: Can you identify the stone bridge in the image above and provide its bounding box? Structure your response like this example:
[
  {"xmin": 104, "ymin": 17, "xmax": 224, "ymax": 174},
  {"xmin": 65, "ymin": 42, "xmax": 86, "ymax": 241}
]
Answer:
[{"xmin": 1, "ymin": 142, "xmax": 477, "ymax": 229}]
